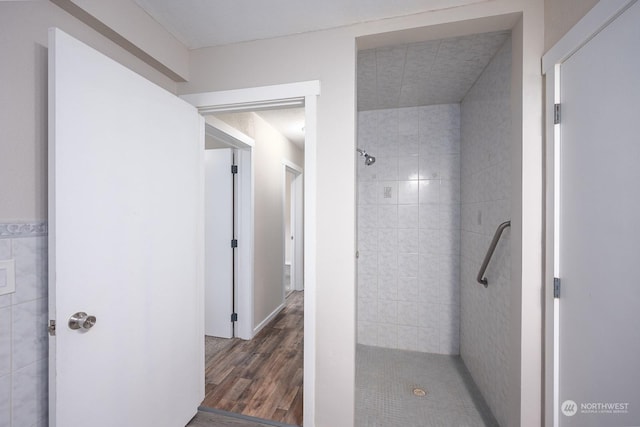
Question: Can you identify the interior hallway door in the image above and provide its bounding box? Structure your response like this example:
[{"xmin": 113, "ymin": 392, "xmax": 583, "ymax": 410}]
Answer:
[
  {"xmin": 204, "ymin": 148, "xmax": 235, "ymax": 338},
  {"xmin": 557, "ymin": 2, "xmax": 640, "ymax": 425},
  {"xmin": 48, "ymin": 29, "xmax": 204, "ymax": 427}
]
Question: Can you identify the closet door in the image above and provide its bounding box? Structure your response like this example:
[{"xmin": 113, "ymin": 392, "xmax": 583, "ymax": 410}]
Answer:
[{"xmin": 557, "ymin": 2, "xmax": 640, "ymax": 425}]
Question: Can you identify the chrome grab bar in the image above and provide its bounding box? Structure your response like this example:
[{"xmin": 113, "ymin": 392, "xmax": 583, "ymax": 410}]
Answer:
[{"xmin": 476, "ymin": 220, "xmax": 511, "ymax": 287}]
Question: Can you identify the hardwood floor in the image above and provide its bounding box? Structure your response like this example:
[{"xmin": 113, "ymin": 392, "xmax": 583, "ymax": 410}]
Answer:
[{"xmin": 201, "ymin": 291, "xmax": 303, "ymax": 426}]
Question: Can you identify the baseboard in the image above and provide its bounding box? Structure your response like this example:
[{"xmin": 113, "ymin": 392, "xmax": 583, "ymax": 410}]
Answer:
[{"xmin": 253, "ymin": 302, "xmax": 285, "ymax": 336}]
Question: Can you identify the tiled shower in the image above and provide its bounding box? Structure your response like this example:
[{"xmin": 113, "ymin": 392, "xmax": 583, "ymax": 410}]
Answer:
[
  {"xmin": 357, "ymin": 104, "xmax": 462, "ymax": 354},
  {"xmin": 356, "ymin": 32, "xmax": 512, "ymax": 427}
]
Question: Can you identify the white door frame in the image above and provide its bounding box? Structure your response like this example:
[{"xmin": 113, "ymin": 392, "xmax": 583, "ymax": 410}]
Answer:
[
  {"xmin": 182, "ymin": 80, "xmax": 319, "ymax": 427},
  {"xmin": 282, "ymin": 159, "xmax": 304, "ymax": 296},
  {"xmin": 542, "ymin": 1, "xmax": 637, "ymax": 425},
  {"xmin": 205, "ymin": 118, "xmax": 255, "ymax": 341}
]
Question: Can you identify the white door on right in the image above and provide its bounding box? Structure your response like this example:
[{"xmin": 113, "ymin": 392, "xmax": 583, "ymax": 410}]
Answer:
[{"xmin": 558, "ymin": 2, "xmax": 640, "ymax": 426}]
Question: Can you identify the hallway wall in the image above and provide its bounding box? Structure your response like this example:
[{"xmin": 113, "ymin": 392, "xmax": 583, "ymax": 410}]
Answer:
[{"xmin": 211, "ymin": 113, "xmax": 303, "ymax": 332}]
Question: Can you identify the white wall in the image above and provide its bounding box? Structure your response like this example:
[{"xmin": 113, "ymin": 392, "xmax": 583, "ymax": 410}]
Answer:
[
  {"xmin": 211, "ymin": 112, "xmax": 303, "ymax": 330},
  {"xmin": 180, "ymin": 3, "xmax": 543, "ymax": 425},
  {"xmin": 460, "ymin": 36, "xmax": 512, "ymax": 427},
  {"xmin": 357, "ymin": 105, "xmax": 461, "ymax": 354},
  {"xmin": 60, "ymin": 0, "xmax": 189, "ymax": 80},
  {"xmin": 544, "ymin": 0, "xmax": 599, "ymax": 51},
  {"xmin": 0, "ymin": 1, "xmax": 179, "ymax": 222}
]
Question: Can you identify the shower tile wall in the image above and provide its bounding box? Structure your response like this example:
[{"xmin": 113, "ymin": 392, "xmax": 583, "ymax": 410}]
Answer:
[
  {"xmin": 460, "ymin": 37, "xmax": 512, "ymax": 427},
  {"xmin": 357, "ymin": 104, "xmax": 461, "ymax": 355},
  {"xmin": 0, "ymin": 223, "xmax": 49, "ymax": 427}
]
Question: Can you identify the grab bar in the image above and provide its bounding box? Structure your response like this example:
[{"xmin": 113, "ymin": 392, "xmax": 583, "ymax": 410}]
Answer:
[{"xmin": 476, "ymin": 220, "xmax": 511, "ymax": 287}]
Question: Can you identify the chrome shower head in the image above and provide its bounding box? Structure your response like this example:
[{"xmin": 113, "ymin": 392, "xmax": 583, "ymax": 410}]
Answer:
[
  {"xmin": 357, "ymin": 148, "xmax": 376, "ymax": 166},
  {"xmin": 364, "ymin": 153, "xmax": 376, "ymax": 165}
]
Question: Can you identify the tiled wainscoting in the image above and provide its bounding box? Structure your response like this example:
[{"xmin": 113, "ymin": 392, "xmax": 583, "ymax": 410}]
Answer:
[
  {"xmin": 0, "ymin": 223, "xmax": 48, "ymax": 427},
  {"xmin": 356, "ymin": 104, "xmax": 461, "ymax": 354}
]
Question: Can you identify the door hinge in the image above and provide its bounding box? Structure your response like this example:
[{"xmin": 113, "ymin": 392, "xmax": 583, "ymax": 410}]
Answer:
[
  {"xmin": 231, "ymin": 239, "xmax": 238, "ymax": 248},
  {"xmin": 554, "ymin": 277, "xmax": 561, "ymax": 299},
  {"xmin": 48, "ymin": 320, "xmax": 56, "ymax": 336},
  {"xmin": 231, "ymin": 165, "xmax": 238, "ymax": 174},
  {"xmin": 554, "ymin": 103, "xmax": 561, "ymax": 124},
  {"xmin": 231, "ymin": 313, "xmax": 238, "ymax": 322}
]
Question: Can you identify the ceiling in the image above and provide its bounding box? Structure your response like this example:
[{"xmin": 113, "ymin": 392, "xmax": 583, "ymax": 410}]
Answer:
[
  {"xmin": 132, "ymin": 0, "xmax": 485, "ymax": 49},
  {"xmin": 135, "ymin": 3, "xmax": 508, "ymax": 145},
  {"xmin": 256, "ymin": 108, "xmax": 305, "ymax": 149},
  {"xmin": 358, "ymin": 31, "xmax": 509, "ymax": 110},
  {"xmin": 211, "ymin": 108, "xmax": 306, "ymax": 150}
]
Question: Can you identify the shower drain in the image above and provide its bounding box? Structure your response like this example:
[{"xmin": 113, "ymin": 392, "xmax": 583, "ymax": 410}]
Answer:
[{"xmin": 412, "ymin": 387, "xmax": 427, "ymax": 397}]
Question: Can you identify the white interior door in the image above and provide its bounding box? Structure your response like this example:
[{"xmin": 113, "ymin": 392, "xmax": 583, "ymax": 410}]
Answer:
[
  {"xmin": 558, "ymin": 2, "xmax": 640, "ymax": 425},
  {"xmin": 204, "ymin": 149, "xmax": 234, "ymax": 338},
  {"xmin": 48, "ymin": 29, "xmax": 204, "ymax": 427}
]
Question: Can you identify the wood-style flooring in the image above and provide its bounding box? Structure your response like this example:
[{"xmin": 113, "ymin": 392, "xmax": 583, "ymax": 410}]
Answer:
[
  {"xmin": 187, "ymin": 410, "xmax": 276, "ymax": 427},
  {"xmin": 201, "ymin": 291, "xmax": 303, "ymax": 426}
]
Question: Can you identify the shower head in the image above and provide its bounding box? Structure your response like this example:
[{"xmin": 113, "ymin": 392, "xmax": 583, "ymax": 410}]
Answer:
[
  {"xmin": 357, "ymin": 148, "xmax": 376, "ymax": 166},
  {"xmin": 364, "ymin": 153, "xmax": 376, "ymax": 165}
]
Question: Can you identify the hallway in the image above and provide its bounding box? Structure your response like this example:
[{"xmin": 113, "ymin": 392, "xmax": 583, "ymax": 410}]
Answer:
[{"xmin": 200, "ymin": 291, "xmax": 304, "ymax": 425}]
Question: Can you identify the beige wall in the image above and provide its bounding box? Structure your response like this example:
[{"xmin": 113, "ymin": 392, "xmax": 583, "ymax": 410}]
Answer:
[
  {"xmin": 65, "ymin": 0, "xmax": 189, "ymax": 80},
  {"xmin": 181, "ymin": 2, "xmax": 544, "ymax": 425},
  {"xmin": 0, "ymin": 1, "xmax": 179, "ymax": 222},
  {"xmin": 544, "ymin": 0, "xmax": 599, "ymax": 51},
  {"xmin": 211, "ymin": 112, "xmax": 303, "ymax": 330}
]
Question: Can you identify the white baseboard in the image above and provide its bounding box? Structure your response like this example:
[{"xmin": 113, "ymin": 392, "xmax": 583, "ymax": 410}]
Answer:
[{"xmin": 252, "ymin": 302, "xmax": 285, "ymax": 336}]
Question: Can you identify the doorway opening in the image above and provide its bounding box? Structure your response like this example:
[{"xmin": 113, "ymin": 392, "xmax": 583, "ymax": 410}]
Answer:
[
  {"xmin": 201, "ymin": 105, "xmax": 306, "ymax": 426},
  {"xmin": 182, "ymin": 80, "xmax": 318, "ymax": 427},
  {"xmin": 355, "ymin": 18, "xmax": 521, "ymax": 427}
]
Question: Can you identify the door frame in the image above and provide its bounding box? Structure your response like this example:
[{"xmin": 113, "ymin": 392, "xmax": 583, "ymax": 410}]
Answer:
[
  {"xmin": 181, "ymin": 81, "xmax": 319, "ymax": 427},
  {"xmin": 542, "ymin": 1, "xmax": 637, "ymax": 425},
  {"xmin": 205, "ymin": 118, "xmax": 255, "ymax": 340},
  {"xmin": 282, "ymin": 159, "xmax": 304, "ymax": 296}
]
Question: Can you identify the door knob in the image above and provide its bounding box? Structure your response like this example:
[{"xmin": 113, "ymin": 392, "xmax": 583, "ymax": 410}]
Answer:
[{"xmin": 68, "ymin": 312, "xmax": 97, "ymax": 331}]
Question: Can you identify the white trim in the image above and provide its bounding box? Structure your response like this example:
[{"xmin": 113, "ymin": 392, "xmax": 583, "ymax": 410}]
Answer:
[
  {"xmin": 282, "ymin": 158, "xmax": 303, "ymax": 174},
  {"xmin": 181, "ymin": 81, "xmax": 319, "ymax": 427},
  {"xmin": 236, "ymin": 149, "xmax": 254, "ymax": 341},
  {"xmin": 181, "ymin": 81, "xmax": 320, "ymax": 111},
  {"xmin": 544, "ymin": 63, "xmax": 560, "ymax": 427},
  {"xmin": 302, "ymin": 93, "xmax": 317, "ymax": 427},
  {"xmin": 205, "ymin": 118, "xmax": 255, "ymax": 149},
  {"xmin": 252, "ymin": 302, "xmax": 285, "ymax": 336},
  {"xmin": 542, "ymin": 0, "xmax": 636, "ymax": 74},
  {"xmin": 197, "ymin": 98, "xmax": 305, "ymax": 115}
]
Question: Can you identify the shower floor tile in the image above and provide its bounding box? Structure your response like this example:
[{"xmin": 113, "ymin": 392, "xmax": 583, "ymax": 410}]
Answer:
[{"xmin": 355, "ymin": 345, "xmax": 498, "ymax": 427}]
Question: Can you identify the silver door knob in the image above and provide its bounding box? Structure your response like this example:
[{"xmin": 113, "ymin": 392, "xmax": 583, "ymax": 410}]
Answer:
[{"xmin": 68, "ymin": 312, "xmax": 97, "ymax": 331}]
